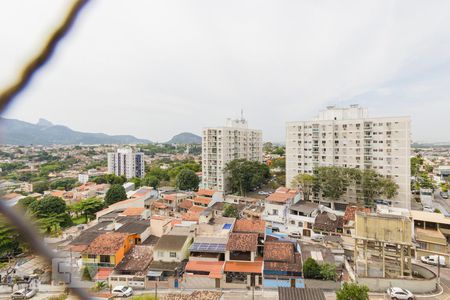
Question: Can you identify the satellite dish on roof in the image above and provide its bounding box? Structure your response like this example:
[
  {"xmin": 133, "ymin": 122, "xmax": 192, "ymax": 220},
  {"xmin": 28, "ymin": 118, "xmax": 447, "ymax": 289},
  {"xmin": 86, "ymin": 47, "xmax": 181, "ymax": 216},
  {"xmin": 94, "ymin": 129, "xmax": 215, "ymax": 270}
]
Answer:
[{"xmin": 328, "ymin": 213, "xmax": 337, "ymax": 221}]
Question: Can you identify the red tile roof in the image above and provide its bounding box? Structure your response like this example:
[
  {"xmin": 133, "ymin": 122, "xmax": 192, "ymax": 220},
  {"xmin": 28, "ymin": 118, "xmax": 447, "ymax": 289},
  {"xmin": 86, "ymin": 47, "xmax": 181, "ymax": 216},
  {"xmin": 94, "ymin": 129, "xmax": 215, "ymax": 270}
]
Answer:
[
  {"xmin": 178, "ymin": 199, "xmax": 193, "ymax": 210},
  {"xmin": 83, "ymin": 232, "xmax": 130, "ymax": 255},
  {"xmin": 196, "ymin": 189, "xmax": 216, "ymax": 197},
  {"xmin": 266, "ymin": 187, "xmax": 298, "ymax": 203},
  {"xmin": 226, "ymin": 233, "xmax": 258, "ymax": 252},
  {"xmin": 185, "ymin": 261, "xmax": 224, "ymax": 279},
  {"xmin": 122, "ymin": 207, "xmax": 145, "ymax": 216},
  {"xmin": 224, "ymin": 261, "xmax": 262, "ymax": 273},
  {"xmin": 263, "ymin": 241, "xmax": 294, "ymax": 262},
  {"xmin": 343, "ymin": 205, "xmax": 371, "ymax": 222},
  {"xmin": 193, "ymin": 196, "xmax": 212, "ymax": 205},
  {"xmin": 189, "ymin": 205, "xmax": 207, "ymax": 214},
  {"xmin": 233, "ymin": 219, "xmax": 265, "ymax": 234}
]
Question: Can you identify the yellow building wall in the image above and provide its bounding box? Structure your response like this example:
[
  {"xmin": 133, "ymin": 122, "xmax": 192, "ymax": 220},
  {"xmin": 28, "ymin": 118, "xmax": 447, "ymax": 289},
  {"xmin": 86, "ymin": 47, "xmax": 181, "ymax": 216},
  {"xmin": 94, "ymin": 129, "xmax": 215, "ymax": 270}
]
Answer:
[{"xmin": 355, "ymin": 213, "xmax": 412, "ymax": 244}]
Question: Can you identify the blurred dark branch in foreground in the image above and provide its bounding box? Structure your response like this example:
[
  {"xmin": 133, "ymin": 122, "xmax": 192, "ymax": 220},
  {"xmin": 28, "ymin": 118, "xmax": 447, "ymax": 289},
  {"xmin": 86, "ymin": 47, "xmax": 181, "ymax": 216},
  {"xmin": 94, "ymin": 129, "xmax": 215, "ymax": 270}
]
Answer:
[{"xmin": 0, "ymin": 0, "xmax": 90, "ymax": 111}]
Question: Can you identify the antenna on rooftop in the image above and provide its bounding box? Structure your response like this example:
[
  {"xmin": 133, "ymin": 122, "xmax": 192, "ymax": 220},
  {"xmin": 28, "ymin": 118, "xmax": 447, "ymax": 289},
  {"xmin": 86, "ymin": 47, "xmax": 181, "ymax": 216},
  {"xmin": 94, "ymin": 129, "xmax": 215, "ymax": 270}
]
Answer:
[{"xmin": 240, "ymin": 108, "xmax": 244, "ymax": 121}]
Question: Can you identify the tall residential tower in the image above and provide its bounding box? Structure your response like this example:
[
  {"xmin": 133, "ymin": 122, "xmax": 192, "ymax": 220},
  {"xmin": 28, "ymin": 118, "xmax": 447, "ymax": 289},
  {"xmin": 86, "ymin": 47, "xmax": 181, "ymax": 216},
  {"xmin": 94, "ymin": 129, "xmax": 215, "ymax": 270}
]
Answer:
[
  {"xmin": 107, "ymin": 147, "xmax": 145, "ymax": 179},
  {"xmin": 202, "ymin": 117, "xmax": 263, "ymax": 192},
  {"xmin": 286, "ymin": 105, "xmax": 411, "ymax": 209}
]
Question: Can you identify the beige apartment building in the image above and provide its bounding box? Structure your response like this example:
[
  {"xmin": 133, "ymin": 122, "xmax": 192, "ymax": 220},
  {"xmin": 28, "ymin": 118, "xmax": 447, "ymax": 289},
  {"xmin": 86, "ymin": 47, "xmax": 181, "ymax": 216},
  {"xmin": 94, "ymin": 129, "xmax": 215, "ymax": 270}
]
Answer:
[
  {"xmin": 202, "ymin": 117, "xmax": 262, "ymax": 192},
  {"xmin": 286, "ymin": 105, "xmax": 411, "ymax": 209}
]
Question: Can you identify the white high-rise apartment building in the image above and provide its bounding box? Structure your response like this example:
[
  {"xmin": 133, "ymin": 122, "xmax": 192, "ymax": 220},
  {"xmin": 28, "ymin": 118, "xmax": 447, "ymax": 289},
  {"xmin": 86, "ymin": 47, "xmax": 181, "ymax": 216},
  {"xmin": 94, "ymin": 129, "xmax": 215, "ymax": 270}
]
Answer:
[
  {"xmin": 202, "ymin": 117, "xmax": 263, "ymax": 192},
  {"xmin": 107, "ymin": 148, "xmax": 145, "ymax": 179},
  {"xmin": 286, "ymin": 105, "xmax": 411, "ymax": 209}
]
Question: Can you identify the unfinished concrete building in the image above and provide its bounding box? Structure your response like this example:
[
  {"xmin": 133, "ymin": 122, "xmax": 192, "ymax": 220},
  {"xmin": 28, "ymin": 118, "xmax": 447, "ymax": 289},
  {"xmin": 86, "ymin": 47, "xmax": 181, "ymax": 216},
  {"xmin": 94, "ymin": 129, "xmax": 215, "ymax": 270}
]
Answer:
[{"xmin": 353, "ymin": 212, "xmax": 413, "ymax": 278}]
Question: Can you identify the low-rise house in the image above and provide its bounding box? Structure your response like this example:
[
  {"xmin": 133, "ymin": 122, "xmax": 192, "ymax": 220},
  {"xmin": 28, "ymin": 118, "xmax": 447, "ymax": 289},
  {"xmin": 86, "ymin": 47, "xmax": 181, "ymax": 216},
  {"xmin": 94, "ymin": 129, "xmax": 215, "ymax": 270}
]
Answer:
[
  {"xmin": 286, "ymin": 201, "xmax": 318, "ymax": 238},
  {"xmin": 263, "ymin": 240, "xmax": 304, "ymax": 288},
  {"xmin": 233, "ymin": 219, "xmax": 265, "ymax": 255},
  {"xmin": 161, "ymin": 193, "xmax": 190, "ymax": 210},
  {"xmin": 183, "ymin": 260, "xmax": 224, "ymax": 289},
  {"xmin": 263, "ymin": 187, "xmax": 300, "ymax": 231},
  {"xmin": 109, "ymin": 245, "xmax": 153, "ymax": 289},
  {"xmin": 189, "ymin": 217, "xmax": 235, "ymax": 262},
  {"xmin": 82, "ymin": 232, "xmax": 139, "ymax": 268},
  {"xmin": 412, "ymin": 210, "xmax": 450, "ymax": 265},
  {"xmin": 313, "ymin": 212, "xmax": 344, "ymax": 236},
  {"xmin": 242, "ymin": 204, "xmax": 265, "ymax": 220},
  {"xmin": 178, "ymin": 199, "xmax": 193, "ymax": 213},
  {"xmin": 224, "ymin": 233, "xmax": 262, "ymax": 287},
  {"xmin": 148, "ymin": 234, "xmax": 192, "ymax": 281},
  {"xmin": 225, "ymin": 195, "xmax": 259, "ymax": 206}
]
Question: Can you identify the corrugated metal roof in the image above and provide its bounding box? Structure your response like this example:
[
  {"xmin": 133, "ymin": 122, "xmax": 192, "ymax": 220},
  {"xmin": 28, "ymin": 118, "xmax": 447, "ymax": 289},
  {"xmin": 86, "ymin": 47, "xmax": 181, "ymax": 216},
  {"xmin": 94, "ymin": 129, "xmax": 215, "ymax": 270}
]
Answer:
[{"xmin": 278, "ymin": 288, "xmax": 326, "ymax": 300}]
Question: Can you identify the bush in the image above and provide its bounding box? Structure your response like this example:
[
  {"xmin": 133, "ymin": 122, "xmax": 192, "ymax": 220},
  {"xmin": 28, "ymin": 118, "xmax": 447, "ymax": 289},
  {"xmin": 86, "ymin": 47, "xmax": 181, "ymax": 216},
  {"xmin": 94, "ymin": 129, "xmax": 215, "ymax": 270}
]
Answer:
[
  {"xmin": 303, "ymin": 257, "xmax": 321, "ymax": 279},
  {"xmin": 336, "ymin": 282, "xmax": 369, "ymax": 300},
  {"xmin": 319, "ymin": 263, "xmax": 336, "ymax": 281}
]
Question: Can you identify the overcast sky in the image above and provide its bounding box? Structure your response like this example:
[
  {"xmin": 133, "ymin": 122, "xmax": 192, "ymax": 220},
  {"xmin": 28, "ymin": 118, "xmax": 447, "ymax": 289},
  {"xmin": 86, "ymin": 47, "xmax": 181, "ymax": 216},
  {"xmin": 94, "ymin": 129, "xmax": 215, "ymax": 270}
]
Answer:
[{"xmin": 1, "ymin": 0, "xmax": 450, "ymax": 143}]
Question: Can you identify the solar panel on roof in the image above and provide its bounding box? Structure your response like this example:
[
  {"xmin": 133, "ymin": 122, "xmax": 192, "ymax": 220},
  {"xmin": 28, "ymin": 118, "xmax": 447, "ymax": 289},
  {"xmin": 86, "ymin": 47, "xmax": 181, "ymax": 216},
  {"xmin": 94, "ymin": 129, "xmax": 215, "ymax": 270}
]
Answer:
[
  {"xmin": 189, "ymin": 242, "xmax": 226, "ymax": 253},
  {"xmin": 223, "ymin": 223, "xmax": 232, "ymax": 230}
]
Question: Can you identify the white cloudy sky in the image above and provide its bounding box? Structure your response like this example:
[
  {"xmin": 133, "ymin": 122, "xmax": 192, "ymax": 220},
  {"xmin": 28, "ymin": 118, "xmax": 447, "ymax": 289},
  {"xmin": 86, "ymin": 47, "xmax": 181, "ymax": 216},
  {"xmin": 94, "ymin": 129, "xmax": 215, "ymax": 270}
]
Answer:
[{"xmin": 1, "ymin": 0, "xmax": 450, "ymax": 143}]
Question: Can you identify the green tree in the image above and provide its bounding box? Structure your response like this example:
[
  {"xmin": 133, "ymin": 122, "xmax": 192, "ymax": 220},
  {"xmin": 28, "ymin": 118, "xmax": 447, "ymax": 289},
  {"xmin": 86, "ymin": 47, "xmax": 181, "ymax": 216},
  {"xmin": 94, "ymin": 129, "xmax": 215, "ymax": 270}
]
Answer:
[
  {"xmin": 411, "ymin": 155, "xmax": 424, "ymax": 177},
  {"xmin": 359, "ymin": 169, "xmax": 398, "ymax": 205},
  {"xmin": 316, "ymin": 166, "xmax": 351, "ymax": 202},
  {"xmin": 175, "ymin": 169, "xmax": 200, "ymax": 191},
  {"xmin": 143, "ymin": 175, "xmax": 160, "ymax": 188},
  {"xmin": 336, "ymin": 282, "xmax": 369, "ymax": 300},
  {"xmin": 303, "ymin": 257, "xmax": 321, "ymax": 279},
  {"xmin": 291, "ymin": 173, "xmax": 315, "ymax": 201},
  {"xmin": 0, "ymin": 218, "xmax": 21, "ymax": 257},
  {"xmin": 27, "ymin": 196, "xmax": 72, "ymax": 232},
  {"xmin": 130, "ymin": 177, "xmax": 142, "ymax": 189},
  {"xmin": 223, "ymin": 203, "xmax": 239, "ymax": 218},
  {"xmin": 49, "ymin": 178, "xmax": 78, "ymax": 191},
  {"xmin": 105, "ymin": 184, "xmax": 127, "ymax": 206},
  {"xmin": 271, "ymin": 158, "xmax": 286, "ymax": 170},
  {"xmin": 33, "ymin": 181, "xmax": 49, "ymax": 193},
  {"xmin": 319, "ymin": 263, "xmax": 336, "ymax": 281},
  {"xmin": 225, "ymin": 159, "xmax": 270, "ymax": 196},
  {"xmin": 75, "ymin": 198, "xmax": 104, "ymax": 222},
  {"xmin": 18, "ymin": 196, "xmax": 37, "ymax": 209}
]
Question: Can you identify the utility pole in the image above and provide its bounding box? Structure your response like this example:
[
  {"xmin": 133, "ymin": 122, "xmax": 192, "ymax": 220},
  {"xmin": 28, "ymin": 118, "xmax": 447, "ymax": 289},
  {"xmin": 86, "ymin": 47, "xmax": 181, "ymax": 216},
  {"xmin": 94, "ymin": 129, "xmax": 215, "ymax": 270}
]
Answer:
[{"xmin": 438, "ymin": 255, "xmax": 441, "ymax": 286}]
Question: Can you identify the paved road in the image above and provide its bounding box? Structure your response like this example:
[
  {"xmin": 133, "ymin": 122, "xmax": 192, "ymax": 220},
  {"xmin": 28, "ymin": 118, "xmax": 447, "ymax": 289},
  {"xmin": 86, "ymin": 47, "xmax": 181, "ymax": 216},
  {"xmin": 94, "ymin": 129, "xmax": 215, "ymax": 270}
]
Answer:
[{"xmin": 434, "ymin": 189, "xmax": 450, "ymax": 215}]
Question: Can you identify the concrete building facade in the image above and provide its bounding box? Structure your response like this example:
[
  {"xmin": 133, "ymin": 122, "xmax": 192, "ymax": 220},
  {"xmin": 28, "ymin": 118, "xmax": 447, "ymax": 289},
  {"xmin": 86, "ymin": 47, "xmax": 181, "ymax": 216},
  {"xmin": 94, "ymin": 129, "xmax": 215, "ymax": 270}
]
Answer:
[
  {"xmin": 107, "ymin": 148, "xmax": 145, "ymax": 179},
  {"xmin": 202, "ymin": 118, "xmax": 262, "ymax": 192},
  {"xmin": 286, "ymin": 105, "xmax": 411, "ymax": 209}
]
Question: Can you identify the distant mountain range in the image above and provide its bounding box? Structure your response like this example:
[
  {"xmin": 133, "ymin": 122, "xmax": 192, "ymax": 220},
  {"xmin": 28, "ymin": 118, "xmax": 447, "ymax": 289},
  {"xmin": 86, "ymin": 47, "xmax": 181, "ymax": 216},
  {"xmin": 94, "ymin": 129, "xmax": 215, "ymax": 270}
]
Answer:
[
  {"xmin": 0, "ymin": 118, "xmax": 151, "ymax": 145},
  {"xmin": 165, "ymin": 132, "xmax": 202, "ymax": 144}
]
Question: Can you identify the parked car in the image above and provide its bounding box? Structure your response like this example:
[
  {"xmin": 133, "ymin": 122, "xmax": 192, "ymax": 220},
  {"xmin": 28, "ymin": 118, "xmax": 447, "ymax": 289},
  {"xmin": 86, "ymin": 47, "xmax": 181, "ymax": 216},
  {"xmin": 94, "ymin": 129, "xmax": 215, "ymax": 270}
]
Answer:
[
  {"xmin": 10, "ymin": 289, "xmax": 37, "ymax": 299},
  {"xmin": 375, "ymin": 199, "xmax": 391, "ymax": 206},
  {"xmin": 288, "ymin": 232, "xmax": 302, "ymax": 239},
  {"xmin": 421, "ymin": 255, "xmax": 446, "ymax": 266},
  {"xmin": 311, "ymin": 233, "xmax": 324, "ymax": 242},
  {"xmin": 258, "ymin": 191, "xmax": 270, "ymax": 195},
  {"xmin": 112, "ymin": 286, "xmax": 133, "ymax": 297},
  {"xmin": 440, "ymin": 192, "xmax": 448, "ymax": 199},
  {"xmin": 386, "ymin": 287, "xmax": 415, "ymax": 300},
  {"xmin": 423, "ymin": 205, "xmax": 433, "ymax": 212}
]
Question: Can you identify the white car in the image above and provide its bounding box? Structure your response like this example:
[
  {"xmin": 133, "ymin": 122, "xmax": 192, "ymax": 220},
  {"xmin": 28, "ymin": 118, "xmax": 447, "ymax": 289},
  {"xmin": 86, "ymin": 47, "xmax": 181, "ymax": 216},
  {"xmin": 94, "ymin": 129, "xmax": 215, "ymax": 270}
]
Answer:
[
  {"xmin": 10, "ymin": 288, "xmax": 37, "ymax": 299},
  {"xmin": 421, "ymin": 255, "xmax": 446, "ymax": 266},
  {"xmin": 258, "ymin": 191, "xmax": 270, "ymax": 195},
  {"xmin": 423, "ymin": 206, "xmax": 433, "ymax": 212},
  {"xmin": 112, "ymin": 286, "xmax": 133, "ymax": 297},
  {"xmin": 387, "ymin": 287, "xmax": 415, "ymax": 300}
]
